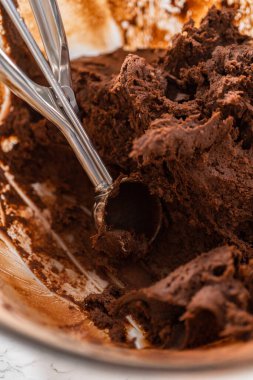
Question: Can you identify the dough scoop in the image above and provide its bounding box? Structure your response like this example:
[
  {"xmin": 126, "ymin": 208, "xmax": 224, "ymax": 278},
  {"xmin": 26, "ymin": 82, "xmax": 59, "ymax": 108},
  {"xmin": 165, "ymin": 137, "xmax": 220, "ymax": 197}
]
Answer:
[{"xmin": 0, "ymin": 0, "xmax": 162, "ymax": 247}]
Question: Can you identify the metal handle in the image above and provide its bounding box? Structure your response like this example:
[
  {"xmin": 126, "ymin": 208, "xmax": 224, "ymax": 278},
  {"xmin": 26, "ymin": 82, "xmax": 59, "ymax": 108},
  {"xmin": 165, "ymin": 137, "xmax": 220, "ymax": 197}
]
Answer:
[
  {"xmin": 0, "ymin": 48, "xmax": 110, "ymax": 188},
  {"xmin": 28, "ymin": 0, "xmax": 78, "ymax": 113},
  {"xmin": 1, "ymin": 0, "xmax": 112, "ymax": 193}
]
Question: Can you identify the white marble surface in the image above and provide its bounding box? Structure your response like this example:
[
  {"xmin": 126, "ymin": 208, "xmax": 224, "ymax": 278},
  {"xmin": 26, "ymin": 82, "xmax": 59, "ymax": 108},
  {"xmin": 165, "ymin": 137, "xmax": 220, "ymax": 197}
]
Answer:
[{"xmin": 0, "ymin": 330, "xmax": 253, "ymax": 380}]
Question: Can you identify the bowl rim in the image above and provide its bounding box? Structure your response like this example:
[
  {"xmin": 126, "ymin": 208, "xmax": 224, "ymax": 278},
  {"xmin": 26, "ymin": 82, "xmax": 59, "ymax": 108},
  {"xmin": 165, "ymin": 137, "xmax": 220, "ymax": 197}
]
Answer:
[{"xmin": 1, "ymin": 305, "xmax": 253, "ymax": 371}]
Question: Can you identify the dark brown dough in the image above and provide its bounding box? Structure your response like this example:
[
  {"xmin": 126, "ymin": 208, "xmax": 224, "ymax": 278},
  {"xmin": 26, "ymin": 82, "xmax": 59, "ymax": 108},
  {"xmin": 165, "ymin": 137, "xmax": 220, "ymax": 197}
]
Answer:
[{"xmin": 2, "ymin": 6, "xmax": 253, "ymax": 349}]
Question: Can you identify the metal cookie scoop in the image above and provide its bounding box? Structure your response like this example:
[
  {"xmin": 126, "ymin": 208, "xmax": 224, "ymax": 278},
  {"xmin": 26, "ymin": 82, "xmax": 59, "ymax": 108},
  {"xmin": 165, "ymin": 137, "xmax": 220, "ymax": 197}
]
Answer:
[{"xmin": 0, "ymin": 0, "xmax": 162, "ymax": 245}]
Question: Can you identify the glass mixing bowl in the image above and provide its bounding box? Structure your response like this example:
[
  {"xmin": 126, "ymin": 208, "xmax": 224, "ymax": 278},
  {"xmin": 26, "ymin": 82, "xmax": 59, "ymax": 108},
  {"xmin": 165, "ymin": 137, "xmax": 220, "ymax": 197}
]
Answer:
[{"xmin": 0, "ymin": 0, "xmax": 252, "ymax": 369}]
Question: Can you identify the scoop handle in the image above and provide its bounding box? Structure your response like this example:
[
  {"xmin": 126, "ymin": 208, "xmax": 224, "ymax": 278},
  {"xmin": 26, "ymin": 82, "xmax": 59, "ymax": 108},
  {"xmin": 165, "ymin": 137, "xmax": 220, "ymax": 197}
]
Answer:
[
  {"xmin": 2, "ymin": 0, "xmax": 112, "ymax": 194},
  {"xmin": 0, "ymin": 48, "xmax": 111, "ymax": 192}
]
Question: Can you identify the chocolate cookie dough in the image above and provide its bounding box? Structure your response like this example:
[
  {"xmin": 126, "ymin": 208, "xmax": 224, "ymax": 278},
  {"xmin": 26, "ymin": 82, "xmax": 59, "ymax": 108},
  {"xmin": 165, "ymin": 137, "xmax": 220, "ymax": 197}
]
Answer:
[{"xmin": 2, "ymin": 6, "xmax": 253, "ymax": 349}]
